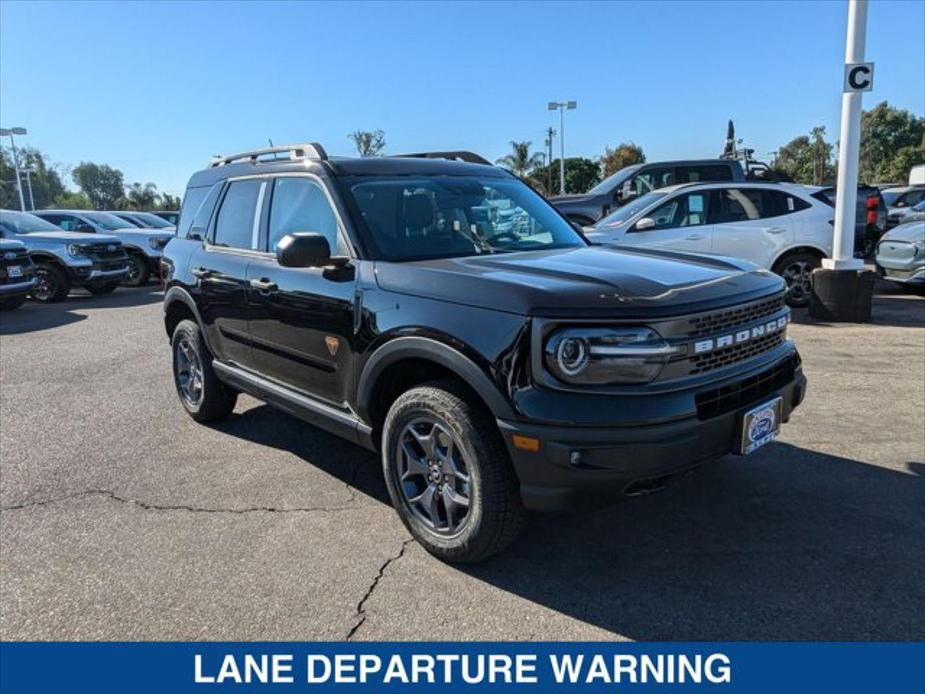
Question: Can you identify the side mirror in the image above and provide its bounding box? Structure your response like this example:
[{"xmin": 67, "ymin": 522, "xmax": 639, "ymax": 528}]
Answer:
[
  {"xmin": 634, "ymin": 217, "xmax": 656, "ymax": 231},
  {"xmin": 76, "ymin": 223, "xmax": 95, "ymax": 234},
  {"xmin": 276, "ymin": 232, "xmax": 335, "ymax": 268},
  {"xmin": 188, "ymin": 225, "xmax": 205, "ymax": 241}
]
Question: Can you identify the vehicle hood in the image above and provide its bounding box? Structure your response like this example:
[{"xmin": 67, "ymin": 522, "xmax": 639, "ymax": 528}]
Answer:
[
  {"xmin": 18, "ymin": 231, "xmax": 122, "ymax": 244},
  {"xmin": 880, "ymin": 221, "xmax": 925, "ymax": 243},
  {"xmin": 374, "ymin": 246, "xmax": 784, "ymax": 318},
  {"xmin": 548, "ymin": 194, "xmax": 598, "ymax": 205}
]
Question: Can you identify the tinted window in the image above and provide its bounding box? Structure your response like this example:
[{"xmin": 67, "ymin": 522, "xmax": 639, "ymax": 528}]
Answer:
[
  {"xmin": 41, "ymin": 214, "xmax": 81, "ymax": 231},
  {"xmin": 627, "ymin": 167, "xmax": 675, "ymax": 197},
  {"xmin": 213, "ymin": 180, "xmax": 263, "ymax": 249},
  {"xmin": 182, "ymin": 183, "xmax": 223, "ymax": 239},
  {"xmin": 762, "ymin": 190, "xmax": 810, "ymax": 218},
  {"xmin": 904, "ymin": 189, "xmax": 925, "ymax": 206},
  {"xmin": 677, "ymin": 165, "xmax": 733, "ymax": 184},
  {"xmin": 643, "ymin": 192, "xmax": 709, "ymax": 230},
  {"xmin": 268, "ymin": 178, "xmax": 340, "ymax": 253},
  {"xmin": 712, "ymin": 188, "xmax": 764, "ymax": 222}
]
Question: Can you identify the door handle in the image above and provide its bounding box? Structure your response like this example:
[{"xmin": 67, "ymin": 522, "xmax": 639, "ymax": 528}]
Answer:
[
  {"xmin": 685, "ymin": 233, "xmax": 706, "ymax": 241},
  {"xmin": 766, "ymin": 226, "xmax": 787, "ymax": 234},
  {"xmin": 191, "ymin": 267, "xmax": 211, "ymax": 279},
  {"xmin": 249, "ymin": 278, "xmax": 278, "ymax": 293}
]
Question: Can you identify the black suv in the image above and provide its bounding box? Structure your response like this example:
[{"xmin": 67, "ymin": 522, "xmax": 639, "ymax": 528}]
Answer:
[{"xmin": 163, "ymin": 144, "xmax": 806, "ymax": 562}]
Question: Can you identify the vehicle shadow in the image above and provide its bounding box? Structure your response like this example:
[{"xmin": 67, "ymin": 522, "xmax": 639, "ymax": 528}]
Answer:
[
  {"xmin": 0, "ymin": 285, "xmax": 162, "ymax": 336},
  {"xmin": 211, "ymin": 403, "xmax": 924, "ymax": 640},
  {"xmin": 790, "ymin": 279, "xmax": 924, "ymax": 329}
]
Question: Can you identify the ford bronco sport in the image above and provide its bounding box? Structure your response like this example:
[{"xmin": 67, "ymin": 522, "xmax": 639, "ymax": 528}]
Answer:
[{"xmin": 162, "ymin": 144, "xmax": 806, "ymax": 562}]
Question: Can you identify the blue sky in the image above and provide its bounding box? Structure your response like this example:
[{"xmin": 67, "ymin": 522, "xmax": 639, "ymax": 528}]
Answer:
[{"xmin": 1, "ymin": 0, "xmax": 923, "ymax": 197}]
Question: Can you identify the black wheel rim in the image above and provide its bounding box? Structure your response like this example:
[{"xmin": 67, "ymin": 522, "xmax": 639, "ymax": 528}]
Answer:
[
  {"xmin": 174, "ymin": 337, "xmax": 204, "ymax": 407},
  {"xmin": 394, "ymin": 417, "xmax": 472, "ymax": 536},
  {"xmin": 32, "ymin": 269, "xmax": 56, "ymax": 301},
  {"xmin": 781, "ymin": 260, "xmax": 813, "ymax": 304},
  {"xmin": 126, "ymin": 258, "xmax": 142, "ymax": 283}
]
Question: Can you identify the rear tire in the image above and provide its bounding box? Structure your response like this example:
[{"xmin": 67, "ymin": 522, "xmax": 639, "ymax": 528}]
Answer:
[
  {"xmin": 123, "ymin": 253, "xmax": 150, "ymax": 287},
  {"xmin": 171, "ymin": 319, "xmax": 237, "ymax": 422},
  {"xmin": 30, "ymin": 263, "xmax": 69, "ymax": 303},
  {"xmin": 382, "ymin": 379, "xmax": 526, "ymax": 563},
  {"xmin": 773, "ymin": 252, "xmax": 821, "ymax": 308},
  {"xmin": 86, "ymin": 282, "xmax": 119, "ymax": 295},
  {"xmin": 0, "ymin": 295, "xmax": 27, "ymax": 311}
]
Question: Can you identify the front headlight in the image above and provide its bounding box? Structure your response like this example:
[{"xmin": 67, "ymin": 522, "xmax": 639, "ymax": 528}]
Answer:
[
  {"xmin": 544, "ymin": 327, "xmax": 676, "ymax": 385},
  {"xmin": 148, "ymin": 237, "xmax": 161, "ymax": 250},
  {"xmin": 66, "ymin": 244, "xmax": 84, "ymax": 257}
]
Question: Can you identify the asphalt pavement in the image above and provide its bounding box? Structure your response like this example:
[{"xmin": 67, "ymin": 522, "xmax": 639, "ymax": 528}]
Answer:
[{"xmin": 1, "ymin": 282, "xmax": 923, "ymax": 641}]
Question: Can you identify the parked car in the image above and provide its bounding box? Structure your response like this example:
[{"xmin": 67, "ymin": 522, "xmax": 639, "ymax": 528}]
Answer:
[
  {"xmin": 162, "ymin": 144, "xmax": 806, "ymax": 562},
  {"xmin": 0, "ymin": 238, "xmax": 37, "ymax": 310},
  {"xmin": 881, "ymin": 185, "xmax": 925, "ymax": 228},
  {"xmin": 32, "ymin": 210, "xmax": 173, "ymax": 286},
  {"xmin": 0, "ymin": 210, "xmax": 130, "ymax": 302},
  {"xmin": 875, "ymin": 220, "xmax": 925, "ymax": 289},
  {"xmin": 585, "ymin": 182, "xmax": 833, "ymax": 307},
  {"xmin": 153, "ymin": 210, "xmax": 180, "ymax": 226},
  {"xmin": 806, "ymin": 184, "xmax": 886, "ymax": 256},
  {"xmin": 109, "ymin": 211, "xmax": 177, "ymax": 230},
  {"xmin": 549, "ymin": 159, "xmax": 748, "ymax": 225},
  {"xmin": 895, "ymin": 200, "xmax": 925, "ymax": 224}
]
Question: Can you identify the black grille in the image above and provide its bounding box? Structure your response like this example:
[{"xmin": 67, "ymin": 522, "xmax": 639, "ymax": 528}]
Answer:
[
  {"xmin": 85, "ymin": 245, "xmax": 126, "ymax": 261},
  {"xmin": 689, "ymin": 331, "xmax": 785, "ymax": 375},
  {"xmin": 688, "ymin": 294, "xmax": 786, "ymax": 338},
  {"xmin": 695, "ymin": 355, "xmax": 799, "ymax": 420}
]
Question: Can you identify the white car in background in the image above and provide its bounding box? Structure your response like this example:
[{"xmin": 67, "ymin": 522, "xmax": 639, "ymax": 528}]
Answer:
[{"xmin": 584, "ymin": 182, "xmax": 834, "ymax": 306}]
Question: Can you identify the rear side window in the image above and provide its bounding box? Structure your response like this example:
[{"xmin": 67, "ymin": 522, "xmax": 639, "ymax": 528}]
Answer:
[
  {"xmin": 710, "ymin": 188, "xmax": 764, "ymax": 222},
  {"xmin": 762, "ymin": 190, "xmax": 811, "ymax": 217},
  {"xmin": 212, "ymin": 180, "xmax": 264, "ymax": 249},
  {"xmin": 267, "ymin": 177, "xmax": 341, "ymax": 253},
  {"xmin": 677, "ymin": 165, "xmax": 733, "ymax": 184}
]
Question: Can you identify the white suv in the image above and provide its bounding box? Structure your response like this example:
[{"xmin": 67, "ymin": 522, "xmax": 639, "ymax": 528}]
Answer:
[{"xmin": 585, "ymin": 182, "xmax": 834, "ymax": 306}]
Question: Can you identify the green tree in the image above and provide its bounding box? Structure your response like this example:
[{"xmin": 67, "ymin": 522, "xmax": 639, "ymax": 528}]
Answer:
[
  {"xmin": 72, "ymin": 162, "xmax": 125, "ymax": 209},
  {"xmin": 158, "ymin": 192, "xmax": 181, "ymax": 209},
  {"xmin": 860, "ymin": 101, "xmax": 925, "ymax": 183},
  {"xmin": 495, "ymin": 141, "xmax": 545, "ymax": 177},
  {"xmin": 348, "ymin": 129, "xmax": 386, "ymax": 157},
  {"xmin": 10, "ymin": 147, "xmax": 66, "ymax": 209},
  {"xmin": 531, "ymin": 157, "xmax": 601, "ymax": 194},
  {"xmin": 600, "ymin": 142, "xmax": 646, "ymax": 178},
  {"xmin": 53, "ymin": 191, "xmax": 92, "ymax": 209},
  {"xmin": 125, "ymin": 182, "xmax": 159, "ymax": 210},
  {"xmin": 772, "ymin": 126, "xmax": 834, "ymax": 185}
]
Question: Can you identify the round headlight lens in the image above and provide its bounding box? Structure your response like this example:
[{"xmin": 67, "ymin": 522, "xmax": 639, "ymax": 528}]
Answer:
[
  {"xmin": 556, "ymin": 337, "xmax": 589, "ymax": 376},
  {"xmin": 67, "ymin": 244, "xmax": 82, "ymax": 257}
]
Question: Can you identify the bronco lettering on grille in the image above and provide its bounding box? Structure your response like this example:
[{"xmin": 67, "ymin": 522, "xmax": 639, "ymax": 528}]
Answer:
[{"xmin": 693, "ymin": 316, "xmax": 788, "ymax": 355}]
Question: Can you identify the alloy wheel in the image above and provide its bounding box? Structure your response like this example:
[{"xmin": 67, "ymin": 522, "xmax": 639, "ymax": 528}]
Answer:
[
  {"xmin": 781, "ymin": 260, "xmax": 813, "ymax": 305},
  {"xmin": 32, "ymin": 269, "xmax": 56, "ymax": 302},
  {"xmin": 174, "ymin": 337, "xmax": 205, "ymax": 407},
  {"xmin": 395, "ymin": 417, "xmax": 472, "ymax": 536}
]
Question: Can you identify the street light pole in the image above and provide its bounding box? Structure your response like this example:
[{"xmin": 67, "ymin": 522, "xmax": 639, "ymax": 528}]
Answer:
[
  {"xmin": 547, "ymin": 101, "xmax": 576, "ymax": 195},
  {"xmin": 22, "ymin": 167, "xmax": 36, "ymax": 211},
  {"xmin": 0, "ymin": 127, "xmax": 28, "ymax": 212}
]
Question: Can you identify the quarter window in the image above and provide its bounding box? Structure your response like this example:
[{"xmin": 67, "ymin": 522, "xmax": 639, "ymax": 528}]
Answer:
[
  {"xmin": 213, "ymin": 180, "xmax": 263, "ymax": 249},
  {"xmin": 267, "ymin": 177, "xmax": 340, "ymax": 253}
]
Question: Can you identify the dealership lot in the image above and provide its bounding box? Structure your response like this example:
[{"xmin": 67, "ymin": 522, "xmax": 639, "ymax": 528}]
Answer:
[{"xmin": 0, "ymin": 284, "xmax": 922, "ymax": 641}]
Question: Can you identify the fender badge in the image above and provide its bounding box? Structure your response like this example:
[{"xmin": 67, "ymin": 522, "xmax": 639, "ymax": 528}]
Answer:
[{"xmin": 325, "ymin": 336, "xmax": 340, "ymax": 357}]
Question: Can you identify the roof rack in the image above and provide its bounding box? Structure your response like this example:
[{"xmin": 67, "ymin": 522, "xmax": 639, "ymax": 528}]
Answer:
[
  {"xmin": 395, "ymin": 150, "xmax": 492, "ymax": 166},
  {"xmin": 208, "ymin": 142, "xmax": 328, "ymax": 168}
]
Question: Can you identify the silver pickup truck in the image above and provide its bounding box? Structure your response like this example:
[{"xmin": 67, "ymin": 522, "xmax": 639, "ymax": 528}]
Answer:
[{"xmin": 0, "ymin": 210, "xmax": 131, "ymax": 302}]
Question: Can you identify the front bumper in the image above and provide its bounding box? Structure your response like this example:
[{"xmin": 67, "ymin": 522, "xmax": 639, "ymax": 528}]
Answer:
[
  {"xmin": 68, "ymin": 264, "xmax": 131, "ymax": 285},
  {"xmin": 498, "ymin": 353, "xmax": 807, "ymax": 512},
  {"xmin": 0, "ymin": 277, "xmax": 38, "ymax": 297}
]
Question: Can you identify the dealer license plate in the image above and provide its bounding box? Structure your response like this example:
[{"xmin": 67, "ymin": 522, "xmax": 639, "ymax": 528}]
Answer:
[
  {"xmin": 8, "ymin": 265, "xmax": 22, "ymax": 278},
  {"xmin": 739, "ymin": 397, "xmax": 782, "ymax": 455}
]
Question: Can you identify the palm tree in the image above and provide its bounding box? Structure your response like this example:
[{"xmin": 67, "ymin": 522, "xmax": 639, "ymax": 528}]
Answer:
[
  {"xmin": 126, "ymin": 182, "xmax": 159, "ymax": 210},
  {"xmin": 495, "ymin": 141, "xmax": 544, "ymax": 177}
]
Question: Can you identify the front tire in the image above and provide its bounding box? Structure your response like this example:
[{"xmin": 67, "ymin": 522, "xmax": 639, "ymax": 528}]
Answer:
[
  {"xmin": 30, "ymin": 263, "xmax": 69, "ymax": 303},
  {"xmin": 0, "ymin": 295, "xmax": 27, "ymax": 311},
  {"xmin": 123, "ymin": 254, "xmax": 150, "ymax": 287},
  {"xmin": 382, "ymin": 379, "xmax": 526, "ymax": 563},
  {"xmin": 171, "ymin": 319, "xmax": 237, "ymax": 422},
  {"xmin": 773, "ymin": 252, "xmax": 821, "ymax": 308}
]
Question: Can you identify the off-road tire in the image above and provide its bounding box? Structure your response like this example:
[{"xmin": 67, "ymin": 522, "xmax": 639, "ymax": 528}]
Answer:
[
  {"xmin": 171, "ymin": 319, "xmax": 237, "ymax": 422},
  {"xmin": 382, "ymin": 379, "xmax": 526, "ymax": 563},
  {"xmin": 123, "ymin": 253, "xmax": 150, "ymax": 287},
  {"xmin": 30, "ymin": 263, "xmax": 69, "ymax": 303}
]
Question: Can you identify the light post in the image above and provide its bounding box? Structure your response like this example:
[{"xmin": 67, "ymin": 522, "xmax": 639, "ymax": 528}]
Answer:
[
  {"xmin": 547, "ymin": 101, "xmax": 576, "ymax": 194},
  {"xmin": 0, "ymin": 127, "xmax": 27, "ymax": 211},
  {"xmin": 21, "ymin": 166, "xmax": 37, "ymax": 211},
  {"xmin": 811, "ymin": 0, "xmax": 876, "ymax": 322},
  {"xmin": 544, "ymin": 126, "xmax": 556, "ymax": 195}
]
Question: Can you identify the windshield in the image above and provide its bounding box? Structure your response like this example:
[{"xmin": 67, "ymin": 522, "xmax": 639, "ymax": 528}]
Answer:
[
  {"xmin": 882, "ymin": 191, "xmax": 903, "ymax": 207},
  {"xmin": 913, "ymin": 201, "xmax": 925, "ymax": 212},
  {"xmin": 84, "ymin": 211, "xmax": 134, "ymax": 230},
  {"xmin": 593, "ymin": 191, "xmax": 667, "ymax": 229},
  {"xmin": 587, "ymin": 164, "xmax": 643, "ymax": 195},
  {"xmin": 126, "ymin": 212, "xmax": 173, "ymax": 228},
  {"xmin": 0, "ymin": 209, "xmax": 65, "ymax": 234},
  {"xmin": 342, "ymin": 175, "xmax": 586, "ymax": 261}
]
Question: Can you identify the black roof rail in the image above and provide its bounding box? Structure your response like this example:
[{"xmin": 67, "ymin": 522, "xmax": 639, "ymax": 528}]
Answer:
[
  {"xmin": 209, "ymin": 143, "xmax": 328, "ymax": 168},
  {"xmin": 394, "ymin": 151, "xmax": 492, "ymax": 166}
]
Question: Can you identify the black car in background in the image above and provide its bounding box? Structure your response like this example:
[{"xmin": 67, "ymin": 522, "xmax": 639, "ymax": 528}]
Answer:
[
  {"xmin": 810, "ymin": 184, "xmax": 887, "ymax": 257},
  {"xmin": 0, "ymin": 238, "xmax": 37, "ymax": 310},
  {"xmin": 162, "ymin": 144, "xmax": 805, "ymax": 562}
]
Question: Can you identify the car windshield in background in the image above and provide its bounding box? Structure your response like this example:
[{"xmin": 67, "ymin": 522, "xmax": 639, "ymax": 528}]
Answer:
[
  {"xmin": 594, "ymin": 191, "xmax": 667, "ymax": 228},
  {"xmin": 343, "ymin": 175, "xmax": 586, "ymax": 261},
  {"xmin": 0, "ymin": 210, "xmax": 64, "ymax": 233},
  {"xmin": 131, "ymin": 212, "xmax": 173, "ymax": 228},
  {"xmin": 84, "ymin": 212, "xmax": 135, "ymax": 230},
  {"xmin": 881, "ymin": 191, "xmax": 902, "ymax": 207},
  {"xmin": 587, "ymin": 164, "xmax": 643, "ymax": 195}
]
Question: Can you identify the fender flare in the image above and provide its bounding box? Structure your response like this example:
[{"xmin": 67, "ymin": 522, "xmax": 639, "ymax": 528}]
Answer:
[
  {"xmin": 162, "ymin": 286, "xmax": 212, "ymax": 350},
  {"xmin": 26, "ymin": 251, "xmax": 67, "ymax": 268},
  {"xmin": 356, "ymin": 336, "xmax": 516, "ymax": 423}
]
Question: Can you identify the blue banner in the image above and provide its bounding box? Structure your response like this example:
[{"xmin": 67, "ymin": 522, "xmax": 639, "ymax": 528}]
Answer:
[{"xmin": 1, "ymin": 642, "xmax": 922, "ymax": 694}]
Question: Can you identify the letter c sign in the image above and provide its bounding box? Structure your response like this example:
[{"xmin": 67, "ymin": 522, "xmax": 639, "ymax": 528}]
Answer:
[{"xmin": 844, "ymin": 62, "xmax": 874, "ymax": 92}]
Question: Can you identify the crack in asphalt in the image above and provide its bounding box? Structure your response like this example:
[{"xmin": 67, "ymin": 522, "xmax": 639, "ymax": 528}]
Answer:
[
  {"xmin": 345, "ymin": 538, "xmax": 414, "ymax": 641},
  {"xmin": 0, "ymin": 489, "xmax": 357, "ymax": 515}
]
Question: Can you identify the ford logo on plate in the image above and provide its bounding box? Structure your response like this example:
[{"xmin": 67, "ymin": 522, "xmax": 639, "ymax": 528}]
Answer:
[{"xmin": 748, "ymin": 407, "xmax": 776, "ymax": 442}]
